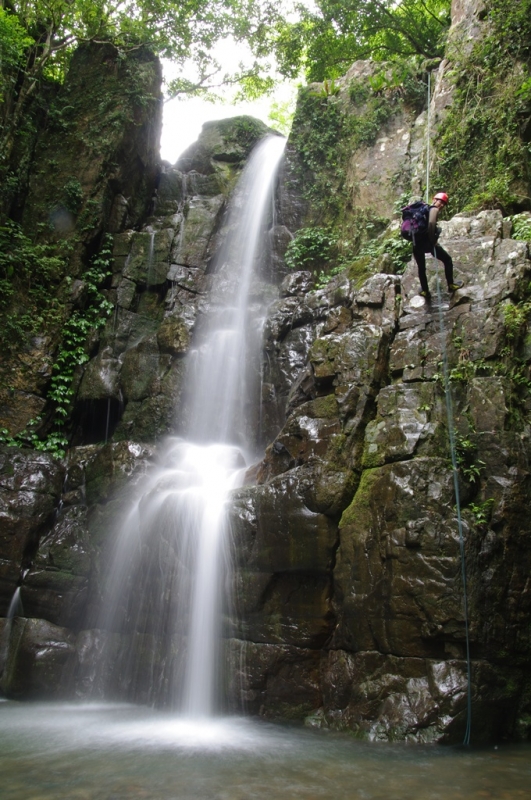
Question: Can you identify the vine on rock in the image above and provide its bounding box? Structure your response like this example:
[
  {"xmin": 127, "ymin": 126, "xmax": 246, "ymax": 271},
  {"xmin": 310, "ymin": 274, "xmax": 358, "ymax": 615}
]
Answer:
[{"xmin": 0, "ymin": 237, "xmax": 113, "ymax": 457}]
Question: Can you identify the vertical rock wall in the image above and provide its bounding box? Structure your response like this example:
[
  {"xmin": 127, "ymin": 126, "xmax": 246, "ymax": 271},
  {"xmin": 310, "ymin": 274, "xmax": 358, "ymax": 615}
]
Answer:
[
  {"xmin": 0, "ymin": 43, "xmax": 162, "ymax": 436},
  {"xmin": 227, "ymin": 208, "xmax": 531, "ymax": 742}
]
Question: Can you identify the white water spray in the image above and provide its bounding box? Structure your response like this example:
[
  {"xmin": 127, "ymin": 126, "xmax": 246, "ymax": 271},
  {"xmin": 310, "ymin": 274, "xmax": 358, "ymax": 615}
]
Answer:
[{"xmin": 99, "ymin": 135, "xmax": 285, "ymax": 716}]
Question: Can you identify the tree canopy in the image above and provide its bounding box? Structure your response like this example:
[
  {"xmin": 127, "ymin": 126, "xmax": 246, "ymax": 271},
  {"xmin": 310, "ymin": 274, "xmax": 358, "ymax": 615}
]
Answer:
[
  {"xmin": 0, "ymin": 0, "xmax": 284, "ymax": 169},
  {"xmin": 272, "ymin": 0, "xmax": 452, "ymax": 82},
  {"xmin": 0, "ymin": 0, "xmax": 281, "ymax": 98}
]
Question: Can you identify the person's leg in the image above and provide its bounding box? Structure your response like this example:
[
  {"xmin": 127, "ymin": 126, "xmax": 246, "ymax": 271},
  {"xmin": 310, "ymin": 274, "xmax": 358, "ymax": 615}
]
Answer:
[
  {"xmin": 433, "ymin": 244, "xmax": 454, "ymax": 287},
  {"xmin": 412, "ymin": 245, "xmax": 429, "ymax": 293}
]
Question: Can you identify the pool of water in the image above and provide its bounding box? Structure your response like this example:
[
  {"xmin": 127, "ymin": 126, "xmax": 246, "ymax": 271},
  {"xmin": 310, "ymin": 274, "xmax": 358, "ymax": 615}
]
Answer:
[{"xmin": 0, "ymin": 701, "xmax": 529, "ymax": 800}]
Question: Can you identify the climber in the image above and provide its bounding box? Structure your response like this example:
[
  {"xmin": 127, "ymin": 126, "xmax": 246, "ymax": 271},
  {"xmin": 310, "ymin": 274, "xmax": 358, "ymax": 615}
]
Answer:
[{"xmin": 409, "ymin": 192, "xmax": 463, "ymax": 301}]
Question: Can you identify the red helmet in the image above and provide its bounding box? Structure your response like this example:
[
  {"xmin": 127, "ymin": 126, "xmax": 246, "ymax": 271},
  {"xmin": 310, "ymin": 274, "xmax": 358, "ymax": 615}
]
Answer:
[{"xmin": 433, "ymin": 192, "xmax": 449, "ymax": 204}]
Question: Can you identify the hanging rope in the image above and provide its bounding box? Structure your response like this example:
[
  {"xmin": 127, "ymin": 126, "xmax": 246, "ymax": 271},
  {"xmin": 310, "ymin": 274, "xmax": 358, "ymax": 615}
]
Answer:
[
  {"xmin": 426, "ymin": 71, "xmax": 472, "ymax": 746},
  {"xmin": 426, "ymin": 71, "xmax": 431, "ymax": 203},
  {"xmin": 432, "ymin": 266, "xmax": 473, "ymax": 747}
]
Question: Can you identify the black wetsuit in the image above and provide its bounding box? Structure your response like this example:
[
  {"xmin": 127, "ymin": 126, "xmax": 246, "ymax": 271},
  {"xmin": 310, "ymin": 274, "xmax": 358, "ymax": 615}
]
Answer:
[{"xmin": 412, "ymin": 235, "xmax": 454, "ymax": 294}]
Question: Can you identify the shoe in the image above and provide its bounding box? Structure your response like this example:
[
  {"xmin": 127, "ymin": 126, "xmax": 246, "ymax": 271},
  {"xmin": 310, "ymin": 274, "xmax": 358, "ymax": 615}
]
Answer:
[
  {"xmin": 420, "ymin": 290, "xmax": 431, "ymax": 301},
  {"xmin": 448, "ymin": 281, "xmax": 463, "ymax": 292}
]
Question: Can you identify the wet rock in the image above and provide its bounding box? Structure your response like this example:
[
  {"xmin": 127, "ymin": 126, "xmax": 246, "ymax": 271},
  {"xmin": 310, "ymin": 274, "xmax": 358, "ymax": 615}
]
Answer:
[
  {"xmin": 78, "ymin": 347, "xmax": 121, "ymax": 401},
  {"xmin": 176, "ymin": 117, "xmax": 274, "ymax": 172},
  {"xmin": 120, "ymin": 337, "xmax": 168, "ymax": 402},
  {"xmin": 156, "ymin": 314, "xmax": 190, "ymax": 355},
  {"xmin": 172, "ymin": 196, "xmax": 225, "ymax": 267},
  {"xmin": 226, "ymin": 638, "xmax": 321, "ymax": 718},
  {"xmin": 22, "ymin": 505, "xmax": 92, "ymax": 629},
  {"xmin": 0, "ymin": 617, "xmax": 77, "ymax": 698},
  {"xmin": 319, "ymin": 650, "xmax": 468, "ymax": 742},
  {"xmin": 362, "ymin": 383, "xmax": 444, "ymax": 467},
  {"xmin": 280, "ymin": 270, "xmax": 313, "ymax": 298},
  {"xmin": 229, "ymin": 474, "xmax": 338, "ymax": 648},
  {"xmin": 84, "ymin": 440, "xmax": 155, "ymax": 505},
  {"xmin": 333, "ymin": 458, "xmax": 466, "ymax": 658},
  {"xmin": 156, "ymin": 166, "xmax": 184, "ymax": 215},
  {"xmin": 0, "ymin": 43, "xmax": 162, "ymax": 436},
  {"xmin": 0, "ymin": 449, "xmax": 64, "ymax": 611},
  {"xmin": 123, "ymin": 229, "xmax": 174, "ymax": 286}
]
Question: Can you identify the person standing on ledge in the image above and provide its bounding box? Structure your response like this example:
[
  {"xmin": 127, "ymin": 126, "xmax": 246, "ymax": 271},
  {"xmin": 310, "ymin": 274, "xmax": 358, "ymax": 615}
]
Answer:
[{"xmin": 412, "ymin": 192, "xmax": 463, "ymax": 301}]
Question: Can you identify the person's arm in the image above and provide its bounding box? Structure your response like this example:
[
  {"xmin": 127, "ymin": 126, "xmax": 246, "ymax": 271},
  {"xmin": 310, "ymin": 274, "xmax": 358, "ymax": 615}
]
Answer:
[{"xmin": 428, "ymin": 206, "xmax": 439, "ymax": 243}]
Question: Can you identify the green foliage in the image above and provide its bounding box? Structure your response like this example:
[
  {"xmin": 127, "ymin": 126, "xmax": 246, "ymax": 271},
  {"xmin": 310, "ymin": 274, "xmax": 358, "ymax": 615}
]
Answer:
[
  {"xmin": 0, "ymin": 8, "xmax": 33, "ymax": 99},
  {"xmin": 285, "ymin": 227, "xmax": 337, "ymax": 271},
  {"xmin": 0, "ymin": 221, "xmax": 68, "ymax": 351},
  {"xmin": 455, "ymin": 432, "xmax": 485, "ymax": 483},
  {"xmin": 0, "ymin": 237, "xmax": 113, "ymax": 456},
  {"xmin": 48, "ymin": 239, "xmax": 113, "ymax": 420},
  {"xmin": 273, "ymin": 0, "xmax": 451, "ymax": 83},
  {"xmin": 0, "ymin": 419, "xmax": 68, "ymax": 458},
  {"xmin": 467, "ymin": 176, "xmax": 521, "ymax": 214},
  {"xmin": 435, "ymin": 0, "xmax": 531, "ymax": 214},
  {"xmin": 498, "ymin": 297, "xmax": 531, "ymax": 423},
  {"xmin": 230, "ymin": 117, "xmax": 268, "ymax": 148},
  {"xmin": 267, "ymin": 97, "xmax": 296, "ymax": 136},
  {"xmin": 503, "ymin": 300, "xmax": 531, "ymax": 343},
  {"xmin": 356, "ymin": 224, "xmax": 412, "ymax": 273},
  {"xmin": 348, "ymin": 84, "xmax": 393, "ymax": 148},
  {"xmin": 511, "ymin": 214, "xmax": 531, "ymax": 242},
  {"xmin": 467, "ymin": 498, "xmax": 495, "ymax": 526},
  {"xmin": 348, "ymin": 62, "xmax": 426, "ymax": 147},
  {"xmin": 62, "ymin": 178, "xmax": 84, "ymax": 213},
  {"xmin": 289, "ymin": 57, "xmax": 426, "ymax": 233},
  {"xmin": 311, "ymin": 79, "xmax": 340, "ymax": 99},
  {"xmin": 0, "ymin": 0, "xmax": 289, "ymax": 181},
  {"xmin": 290, "ymin": 87, "xmax": 349, "ymax": 223}
]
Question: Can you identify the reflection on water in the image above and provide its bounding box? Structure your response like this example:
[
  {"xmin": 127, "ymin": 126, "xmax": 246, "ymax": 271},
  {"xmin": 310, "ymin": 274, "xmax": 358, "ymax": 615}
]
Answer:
[{"xmin": 0, "ymin": 703, "xmax": 530, "ymax": 800}]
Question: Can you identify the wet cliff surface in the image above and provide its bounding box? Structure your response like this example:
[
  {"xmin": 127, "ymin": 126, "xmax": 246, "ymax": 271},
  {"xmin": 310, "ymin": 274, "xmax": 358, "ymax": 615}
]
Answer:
[
  {"xmin": 227, "ymin": 210, "xmax": 531, "ymax": 742},
  {"xmin": 2, "ymin": 203, "xmax": 530, "ymax": 741},
  {"xmin": 1, "ymin": 0, "xmax": 531, "ymax": 744}
]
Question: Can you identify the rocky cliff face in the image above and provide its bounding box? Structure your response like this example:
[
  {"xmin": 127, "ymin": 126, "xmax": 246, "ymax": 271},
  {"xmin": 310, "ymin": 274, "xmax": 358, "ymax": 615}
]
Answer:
[
  {"xmin": 1, "ymin": 1, "xmax": 530, "ymax": 744},
  {"xmin": 0, "ymin": 43, "xmax": 162, "ymax": 437},
  {"xmin": 227, "ymin": 209, "xmax": 531, "ymax": 742}
]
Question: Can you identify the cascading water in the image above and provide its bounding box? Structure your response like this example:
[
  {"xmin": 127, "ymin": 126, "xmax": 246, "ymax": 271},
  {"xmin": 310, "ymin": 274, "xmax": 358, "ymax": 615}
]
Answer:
[{"xmin": 98, "ymin": 134, "xmax": 286, "ymax": 716}]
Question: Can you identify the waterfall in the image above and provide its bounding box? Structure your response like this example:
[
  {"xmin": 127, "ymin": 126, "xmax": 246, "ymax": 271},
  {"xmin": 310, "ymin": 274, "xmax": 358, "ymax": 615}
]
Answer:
[{"xmin": 98, "ymin": 134, "xmax": 286, "ymax": 716}]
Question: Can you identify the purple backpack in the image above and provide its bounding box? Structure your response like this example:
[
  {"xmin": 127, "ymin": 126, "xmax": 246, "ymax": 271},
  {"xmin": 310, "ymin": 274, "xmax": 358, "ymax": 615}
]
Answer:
[{"xmin": 401, "ymin": 201, "xmax": 430, "ymax": 240}]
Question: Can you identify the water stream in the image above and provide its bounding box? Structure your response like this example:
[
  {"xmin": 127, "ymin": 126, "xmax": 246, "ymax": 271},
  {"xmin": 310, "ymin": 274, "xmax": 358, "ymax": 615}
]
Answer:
[{"xmin": 97, "ymin": 135, "xmax": 286, "ymax": 713}]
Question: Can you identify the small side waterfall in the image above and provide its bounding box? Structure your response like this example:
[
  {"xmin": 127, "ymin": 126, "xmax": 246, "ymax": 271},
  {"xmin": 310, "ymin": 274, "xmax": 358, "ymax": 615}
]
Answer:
[{"xmin": 98, "ymin": 135, "xmax": 286, "ymax": 716}]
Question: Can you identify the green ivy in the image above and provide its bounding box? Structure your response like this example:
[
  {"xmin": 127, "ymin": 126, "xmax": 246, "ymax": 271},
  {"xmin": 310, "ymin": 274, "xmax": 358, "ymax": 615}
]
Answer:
[
  {"xmin": 48, "ymin": 238, "xmax": 113, "ymax": 420},
  {"xmin": 0, "ymin": 236, "xmax": 113, "ymax": 457},
  {"xmin": 0, "ymin": 420, "xmax": 69, "ymax": 458},
  {"xmin": 0, "ymin": 220, "xmax": 68, "ymax": 351}
]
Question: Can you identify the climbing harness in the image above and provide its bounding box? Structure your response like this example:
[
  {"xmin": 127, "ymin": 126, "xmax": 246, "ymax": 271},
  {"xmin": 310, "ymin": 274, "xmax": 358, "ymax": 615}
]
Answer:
[{"xmin": 426, "ymin": 71, "xmax": 473, "ymax": 747}]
